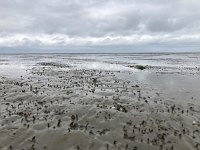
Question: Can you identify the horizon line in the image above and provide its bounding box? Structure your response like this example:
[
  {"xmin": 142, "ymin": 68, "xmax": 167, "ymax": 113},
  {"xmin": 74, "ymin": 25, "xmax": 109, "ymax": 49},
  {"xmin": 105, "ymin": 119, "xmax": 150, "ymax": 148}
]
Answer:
[{"xmin": 1, "ymin": 52, "xmax": 200, "ymax": 55}]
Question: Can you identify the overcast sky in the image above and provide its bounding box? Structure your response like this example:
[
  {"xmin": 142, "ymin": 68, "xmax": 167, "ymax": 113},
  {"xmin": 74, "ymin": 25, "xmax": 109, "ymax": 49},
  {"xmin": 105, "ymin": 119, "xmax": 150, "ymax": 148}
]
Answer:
[{"xmin": 0, "ymin": 0, "xmax": 200, "ymax": 52}]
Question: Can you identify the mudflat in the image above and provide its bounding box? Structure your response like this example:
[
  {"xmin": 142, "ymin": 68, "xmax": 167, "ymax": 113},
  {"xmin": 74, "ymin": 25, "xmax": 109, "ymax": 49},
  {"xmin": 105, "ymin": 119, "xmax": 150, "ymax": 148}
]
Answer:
[{"xmin": 0, "ymin": 53, "xmax": 200, "ymax": 150}]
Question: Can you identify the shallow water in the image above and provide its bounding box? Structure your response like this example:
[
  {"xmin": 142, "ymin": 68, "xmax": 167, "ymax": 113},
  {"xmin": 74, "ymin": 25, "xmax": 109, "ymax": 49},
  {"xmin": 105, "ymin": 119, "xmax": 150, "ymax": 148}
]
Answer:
[
  {"xmin": 1, "ymin": 53, "xmax": 200, "ymax": 104},
  {"xmin": 117, "ymin": 71, "xmax": 200, "ymax": 104}
]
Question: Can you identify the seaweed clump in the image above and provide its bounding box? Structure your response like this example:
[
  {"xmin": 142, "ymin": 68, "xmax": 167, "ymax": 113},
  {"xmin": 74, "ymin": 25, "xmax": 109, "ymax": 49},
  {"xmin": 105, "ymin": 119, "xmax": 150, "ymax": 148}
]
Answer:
[
  {"xmin": 135, "ymin": 65, "xmax": 146, "ymax": 70},
  {"xmin": 129, "ymin": 65, "xmax": 146, "ymax": 70}
]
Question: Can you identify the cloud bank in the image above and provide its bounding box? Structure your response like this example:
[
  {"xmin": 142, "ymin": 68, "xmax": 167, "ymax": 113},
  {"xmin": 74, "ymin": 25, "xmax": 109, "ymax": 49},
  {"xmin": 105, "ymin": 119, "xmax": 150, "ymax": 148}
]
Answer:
[{"xmin": 0, "ymin": 0, "xmax": 200, "ymax": 52}]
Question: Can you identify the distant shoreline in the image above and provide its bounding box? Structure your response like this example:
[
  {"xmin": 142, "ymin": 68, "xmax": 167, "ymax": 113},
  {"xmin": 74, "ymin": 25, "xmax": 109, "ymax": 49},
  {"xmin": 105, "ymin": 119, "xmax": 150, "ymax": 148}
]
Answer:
[{"xmin": 1, "ymin": 52, "xmax": 200, "ymax": 55}]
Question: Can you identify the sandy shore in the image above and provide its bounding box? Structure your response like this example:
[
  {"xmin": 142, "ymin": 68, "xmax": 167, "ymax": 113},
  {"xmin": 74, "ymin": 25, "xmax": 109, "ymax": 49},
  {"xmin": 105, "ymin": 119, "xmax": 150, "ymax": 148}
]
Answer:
[{"xmin": 0, "ymin": 54, "xmax": 200, "ymax": 150}]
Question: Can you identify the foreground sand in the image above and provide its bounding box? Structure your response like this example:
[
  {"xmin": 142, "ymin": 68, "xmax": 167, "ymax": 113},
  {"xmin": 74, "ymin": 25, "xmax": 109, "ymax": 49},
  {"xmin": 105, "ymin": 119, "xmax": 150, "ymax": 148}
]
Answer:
[{"xmin": 0, "ymin": 64, "xmax": 200, "ymax": 150}]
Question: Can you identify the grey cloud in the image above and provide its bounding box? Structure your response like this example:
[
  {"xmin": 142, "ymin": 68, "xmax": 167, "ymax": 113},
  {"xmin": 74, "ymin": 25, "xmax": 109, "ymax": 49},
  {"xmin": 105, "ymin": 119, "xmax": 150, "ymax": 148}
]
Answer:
[{"xmin": 0, "ymin": 0, "xmax": 200, "ymax": 49}]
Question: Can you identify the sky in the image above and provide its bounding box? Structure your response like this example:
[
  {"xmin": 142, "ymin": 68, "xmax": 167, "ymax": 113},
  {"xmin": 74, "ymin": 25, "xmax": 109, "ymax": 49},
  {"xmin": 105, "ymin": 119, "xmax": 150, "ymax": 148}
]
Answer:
[{"xmin": 0, "ymin": 0, "xmax": 200, "ymax": 53}]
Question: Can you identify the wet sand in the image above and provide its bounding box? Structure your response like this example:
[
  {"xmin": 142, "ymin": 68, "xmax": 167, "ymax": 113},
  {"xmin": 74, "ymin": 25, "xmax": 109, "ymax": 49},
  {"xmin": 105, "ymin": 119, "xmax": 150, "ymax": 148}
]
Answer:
[{"xmin": 0, "ymin": 53, "xmax": 200, "ymax": 150}]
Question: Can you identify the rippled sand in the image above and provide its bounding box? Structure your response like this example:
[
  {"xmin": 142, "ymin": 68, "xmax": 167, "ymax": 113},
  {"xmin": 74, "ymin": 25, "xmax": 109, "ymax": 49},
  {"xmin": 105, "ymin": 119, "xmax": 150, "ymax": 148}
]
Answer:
[{"xmin": 0, "ymin": 53, "xmax": 200, "ymax": 150}]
